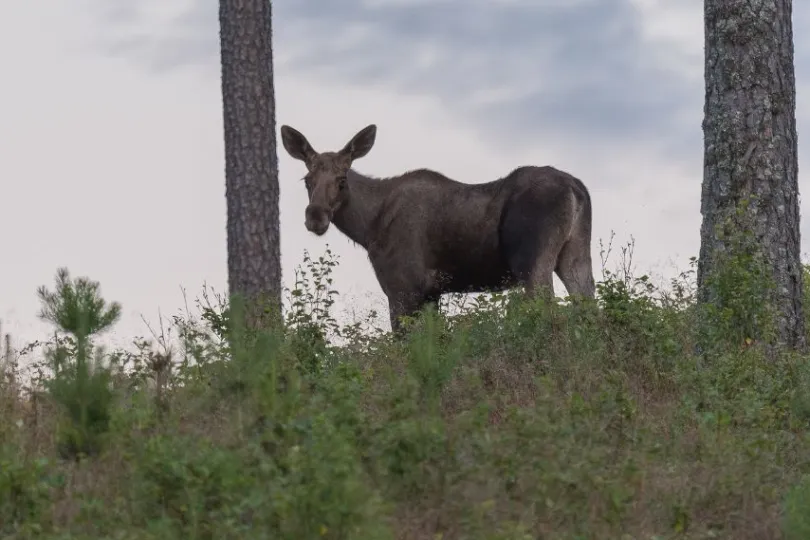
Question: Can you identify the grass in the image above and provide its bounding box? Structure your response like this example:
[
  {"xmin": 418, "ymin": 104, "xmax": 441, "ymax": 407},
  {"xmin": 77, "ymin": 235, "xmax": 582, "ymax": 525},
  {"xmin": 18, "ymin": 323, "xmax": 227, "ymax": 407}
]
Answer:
[{"xmin": 2, "ymin": 238, "xmax": 810, "ymax": 539}]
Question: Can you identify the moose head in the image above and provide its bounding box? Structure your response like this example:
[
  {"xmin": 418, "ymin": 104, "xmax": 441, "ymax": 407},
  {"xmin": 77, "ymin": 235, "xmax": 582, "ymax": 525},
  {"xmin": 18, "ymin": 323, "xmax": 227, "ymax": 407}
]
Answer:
[{"xmin": 280, "ymin": 124, "xmax": 377, "ymax": 235}]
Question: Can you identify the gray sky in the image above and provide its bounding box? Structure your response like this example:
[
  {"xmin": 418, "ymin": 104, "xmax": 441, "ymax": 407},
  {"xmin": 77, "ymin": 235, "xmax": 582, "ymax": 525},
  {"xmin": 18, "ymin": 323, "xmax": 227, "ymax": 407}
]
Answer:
[{"xmin": 2, "ymin": 0, "xmax": 809, "ymax": 350}]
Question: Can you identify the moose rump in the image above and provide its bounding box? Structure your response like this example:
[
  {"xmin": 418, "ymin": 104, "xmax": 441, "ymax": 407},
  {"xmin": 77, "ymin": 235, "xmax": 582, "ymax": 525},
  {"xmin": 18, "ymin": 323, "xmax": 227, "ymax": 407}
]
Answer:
[
  {"xmin": 280, "ymin": 123, "xmax": 595, "ymax": 333},
  {"xmin": 438, "ymin": 167, "xmax": 592, "ymax": 290}
]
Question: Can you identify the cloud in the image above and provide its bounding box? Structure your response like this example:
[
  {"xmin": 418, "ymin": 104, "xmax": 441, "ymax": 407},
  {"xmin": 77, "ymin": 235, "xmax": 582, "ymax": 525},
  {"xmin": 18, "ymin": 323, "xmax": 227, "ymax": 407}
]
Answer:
[
  {"xmin": 84, "ymin": 0, "xmax": 810, "ymax": 277},
  {"xmin": 92, "ymin": 0, "xmax": 715, "ymax": 161}
]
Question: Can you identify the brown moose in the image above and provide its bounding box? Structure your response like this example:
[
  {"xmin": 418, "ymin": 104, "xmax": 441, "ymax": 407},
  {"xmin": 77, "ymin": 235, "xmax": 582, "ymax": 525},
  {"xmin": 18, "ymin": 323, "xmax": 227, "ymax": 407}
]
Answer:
[{"xmin": 280, "ymin": 123, "xmax": 595, "ymax": 333}]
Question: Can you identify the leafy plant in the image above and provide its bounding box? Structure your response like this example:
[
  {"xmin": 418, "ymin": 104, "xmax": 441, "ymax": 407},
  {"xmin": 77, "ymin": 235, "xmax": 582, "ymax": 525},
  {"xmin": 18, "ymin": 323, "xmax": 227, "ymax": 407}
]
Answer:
[
  {"xmin": 3, "ymin": 240, "xmax": 810, "ymax": 539},
  {"xmin": 37, "ymin": 268, "xmax": 121, "ymax": 459}
]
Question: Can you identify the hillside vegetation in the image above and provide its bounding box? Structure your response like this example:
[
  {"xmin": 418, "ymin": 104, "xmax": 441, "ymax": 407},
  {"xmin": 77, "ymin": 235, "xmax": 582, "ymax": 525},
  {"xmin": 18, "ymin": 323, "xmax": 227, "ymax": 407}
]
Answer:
[{"xmin": 3, "ymin": 239, "xmax": 810, "ymax": 539}]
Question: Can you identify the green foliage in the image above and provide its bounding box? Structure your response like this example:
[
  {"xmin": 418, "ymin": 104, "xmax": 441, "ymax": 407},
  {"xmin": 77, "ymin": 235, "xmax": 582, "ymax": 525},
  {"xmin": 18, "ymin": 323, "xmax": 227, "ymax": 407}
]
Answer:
[
  {"xmin": 784, "ymin": 475, "xmax": 810, "ymax": 540},
  {"xmin": 404, "ymin": 306, "xmax": 467, "ymax": 410},
  {"xmin": 285, "ymin": 247, "xmax": 341, "ymax": 338},
  {"xmin": 699, "ymin": 198, "xmax": 779, "ymax": 351},
  {"xmin": 283, "ymin": 246, "xmax": 383, "ymax": 375},
  {"xmin": 36, "ymin": 268, "xmax": 120, "ymax": 460},
  {"xmin": 46, "ymin": 349, "xmax": 115, "ymax": 460},
  {"xmin": 4, "ymin": 239, "xmax": 810, "ymax": 539},
  {"xmin": 37, "ymin": 268, "xmax": 121, "ymax": 340},
  {"xmin": 0, "ymin": 448, "xmax": 53, "ymax": 537}
]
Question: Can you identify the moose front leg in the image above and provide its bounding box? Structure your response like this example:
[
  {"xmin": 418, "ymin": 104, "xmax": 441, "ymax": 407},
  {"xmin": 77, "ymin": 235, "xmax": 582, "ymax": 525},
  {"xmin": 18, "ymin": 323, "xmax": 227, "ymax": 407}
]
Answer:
[
  {"xmin": 388, "ymin": 291, "xmax": 429, "ymax": 336},
  {"xmin": 370, "ymin": 249, "xmax": 437, "ymax": 336}
]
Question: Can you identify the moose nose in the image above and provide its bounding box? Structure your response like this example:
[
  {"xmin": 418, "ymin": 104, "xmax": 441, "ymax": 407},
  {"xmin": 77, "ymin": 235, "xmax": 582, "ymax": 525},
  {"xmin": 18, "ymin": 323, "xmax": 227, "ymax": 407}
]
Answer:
[{"xmin": 305, "ymin": 205, "xmax": 330, "ymax": 235}]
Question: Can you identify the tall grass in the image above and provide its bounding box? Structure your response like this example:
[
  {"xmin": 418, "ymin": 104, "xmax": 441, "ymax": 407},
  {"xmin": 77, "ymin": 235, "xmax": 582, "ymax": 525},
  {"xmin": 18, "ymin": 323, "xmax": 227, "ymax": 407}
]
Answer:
[{"xmin": 2, "ymin": 239, "xmax": 810, "ymax": 539}]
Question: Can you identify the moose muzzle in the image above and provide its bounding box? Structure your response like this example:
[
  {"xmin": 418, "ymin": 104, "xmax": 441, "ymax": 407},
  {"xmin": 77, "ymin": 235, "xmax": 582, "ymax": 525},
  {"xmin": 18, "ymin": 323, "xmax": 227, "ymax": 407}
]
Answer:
[{"xmin": 304, "ymin": 205, "xmax": 331, "ymax": 235}]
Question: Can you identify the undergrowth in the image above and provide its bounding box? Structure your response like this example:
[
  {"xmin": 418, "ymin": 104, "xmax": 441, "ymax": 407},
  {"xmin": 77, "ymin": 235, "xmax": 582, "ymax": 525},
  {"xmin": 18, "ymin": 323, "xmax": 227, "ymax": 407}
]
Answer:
[{"xmin": 2, "ymin": 238, "xmax": 810, "ymax": 539}]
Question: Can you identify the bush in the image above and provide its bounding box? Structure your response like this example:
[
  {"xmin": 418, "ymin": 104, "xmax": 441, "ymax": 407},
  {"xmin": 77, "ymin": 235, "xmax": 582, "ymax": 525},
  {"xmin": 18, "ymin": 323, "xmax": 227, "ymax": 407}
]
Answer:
[
  {"xmin": 2, "ymin": 239, "xmax": 810, "ymax": 539},
  {"xmin": 0, "ymin": 447, "xmax": 53, "ymax": 537},
  {"xmin": 36, "ymin": 268, "xmax": 121, "ymax": 460},
  {"xmin": 784, "ymin": 475, "xmax": 810, "ymax": 540}
]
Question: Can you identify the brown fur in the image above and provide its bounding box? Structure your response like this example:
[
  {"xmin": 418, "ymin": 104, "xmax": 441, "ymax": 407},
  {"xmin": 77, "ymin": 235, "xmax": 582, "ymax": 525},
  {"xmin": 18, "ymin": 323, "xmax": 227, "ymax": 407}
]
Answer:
[{"xmin": 280, "ymin": 124, "xmax": 596, "ymax": 333}]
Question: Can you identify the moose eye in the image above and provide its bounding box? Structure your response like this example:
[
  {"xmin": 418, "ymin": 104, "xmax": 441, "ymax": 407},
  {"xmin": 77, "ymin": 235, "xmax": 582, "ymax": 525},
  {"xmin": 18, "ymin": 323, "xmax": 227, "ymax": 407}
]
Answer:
[{"xmin": 337, "ymin": 177, "xmax": 347, "ymax": 190}]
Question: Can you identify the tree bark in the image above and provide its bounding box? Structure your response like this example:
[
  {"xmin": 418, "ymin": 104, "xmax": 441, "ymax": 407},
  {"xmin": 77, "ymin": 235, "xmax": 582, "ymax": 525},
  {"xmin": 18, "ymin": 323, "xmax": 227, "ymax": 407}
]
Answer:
[
  {"xmin": 218, "ymin": 0, "xmax": 282, "ymax": 327},
  {"xmin": 698, "ymin": 0, "xmax": 804, "ymax": 349}
]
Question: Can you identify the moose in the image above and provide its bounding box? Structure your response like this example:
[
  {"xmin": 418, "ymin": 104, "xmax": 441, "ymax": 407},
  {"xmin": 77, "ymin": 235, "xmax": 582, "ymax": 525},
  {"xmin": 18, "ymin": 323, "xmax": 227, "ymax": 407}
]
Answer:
[{"xmin": 280, "ymin": 123, "xmax": 596, "ymax": 333}]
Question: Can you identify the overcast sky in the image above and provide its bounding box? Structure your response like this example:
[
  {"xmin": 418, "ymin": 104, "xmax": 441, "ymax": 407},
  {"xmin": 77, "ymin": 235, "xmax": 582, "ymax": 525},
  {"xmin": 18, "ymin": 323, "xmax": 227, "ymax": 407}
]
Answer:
[{"xmin": 2, "ymin": 0, "xmax": 809, "ymax": 351}]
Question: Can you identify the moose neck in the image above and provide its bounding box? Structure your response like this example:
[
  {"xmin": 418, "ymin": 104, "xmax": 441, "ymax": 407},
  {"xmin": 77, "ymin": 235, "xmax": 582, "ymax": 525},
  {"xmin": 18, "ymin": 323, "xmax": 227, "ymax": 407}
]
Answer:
[{"xmin": 331, "ymin": 169, "xmax": 387, "ymax": 249}]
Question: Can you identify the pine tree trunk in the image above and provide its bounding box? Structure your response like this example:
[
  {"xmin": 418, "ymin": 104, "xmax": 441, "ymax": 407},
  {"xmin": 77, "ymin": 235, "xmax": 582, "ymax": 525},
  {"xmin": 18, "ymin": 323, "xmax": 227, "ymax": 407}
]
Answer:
[
  {"xmin": 698, "ymin": 0, "xmax": 804, "ymax": 349},
  {"xmin": 218, "ymin": 0, "xmax": 282, "ymax": 327}
]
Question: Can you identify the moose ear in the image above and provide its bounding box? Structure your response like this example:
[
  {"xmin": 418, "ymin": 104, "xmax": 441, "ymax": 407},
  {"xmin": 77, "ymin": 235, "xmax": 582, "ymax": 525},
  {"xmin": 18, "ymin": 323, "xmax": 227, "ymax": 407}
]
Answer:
[
  {"xmin": 340, "ymin": 124, "xmax": 377, "ymax": 161},
  {"xmin": 281, "ymin": 125, "xmax": 317, "ymax": 163}
]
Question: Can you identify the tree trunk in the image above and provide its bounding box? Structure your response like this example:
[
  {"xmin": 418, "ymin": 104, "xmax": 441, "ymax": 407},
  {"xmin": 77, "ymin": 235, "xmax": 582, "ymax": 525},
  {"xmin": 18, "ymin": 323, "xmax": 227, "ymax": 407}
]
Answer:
[
  {"xmin": 698, "ymin": 0, "xmax": 804, "ymax": 349},
  {"xmin": 218, "ymin": 0, "xmax": 282, "ymax": 327}
]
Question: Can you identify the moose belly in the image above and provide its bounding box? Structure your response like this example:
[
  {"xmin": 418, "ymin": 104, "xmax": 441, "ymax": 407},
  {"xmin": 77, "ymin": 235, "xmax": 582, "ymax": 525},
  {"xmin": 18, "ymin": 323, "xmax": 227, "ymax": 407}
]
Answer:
[{"xmin": 431, "ymin": 245, "xmax": 515, "ymax": 294}]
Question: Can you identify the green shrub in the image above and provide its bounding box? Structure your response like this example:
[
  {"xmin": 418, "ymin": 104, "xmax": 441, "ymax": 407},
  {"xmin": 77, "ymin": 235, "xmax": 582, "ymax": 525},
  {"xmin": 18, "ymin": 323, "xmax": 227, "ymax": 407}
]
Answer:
[
  {"xmin": 0, "ymin": 447, "xmax": 53, "ymax": 537},
  {"xmin": 784, "ymin": 475, "xmax": 810, "ymax": 539},
  {"xmin": 36, "ymin": 268, "xmax": 120, "ymax": 460},
  {"xmin": 4, "ymin": 237, "xmax": 810, "ymax": 539}
]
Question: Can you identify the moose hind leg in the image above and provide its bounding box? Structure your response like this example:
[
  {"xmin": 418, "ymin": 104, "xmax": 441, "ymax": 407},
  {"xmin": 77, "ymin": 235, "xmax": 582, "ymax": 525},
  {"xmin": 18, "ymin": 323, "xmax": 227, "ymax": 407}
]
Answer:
[
  {"xmin": 504, "ymin": 235, "xmax": 560, "ymax": 300},
  {"xmin": 501, "ymin": 189, "xmax": 573, "ymax": 300},
  {"xmin": 555, "ymin": 236, "xmax": 595, "ymax": 299},
  {"xmin": 502, "ymin": 227, "xmax": 564, "ymax": 301},
  {"xmin": 526, "ymin": 253, "xmax": 559, "ymax": 299}
]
